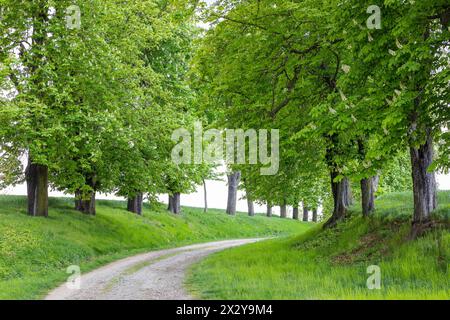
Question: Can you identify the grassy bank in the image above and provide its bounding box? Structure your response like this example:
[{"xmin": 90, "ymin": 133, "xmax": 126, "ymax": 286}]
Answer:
[
  {"xmin": 0, "ymin": 195, "xmax": 311, "ymax": 300},
  {"xmin": 187, "ymin": 191, "xmax": 450, "ymax": 300}
]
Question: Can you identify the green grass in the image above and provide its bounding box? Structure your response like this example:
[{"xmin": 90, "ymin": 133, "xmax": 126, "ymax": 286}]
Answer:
[
  {"xmin": 0, "ymin": 195, "xmax": 310, "ymax": 300},
  {"xmin": 187, "ymin": 191, "xmax": 450, "ymax": 300}
]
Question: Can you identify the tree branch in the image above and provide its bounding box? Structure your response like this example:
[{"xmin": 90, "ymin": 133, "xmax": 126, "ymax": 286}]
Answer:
[
  {"xmin": 270, "ymin": 65, "xmax": 302, "ymax": 117},
  {"xmin": 213, "ymin": 14, "xmax": 283, "ymax": 35}
]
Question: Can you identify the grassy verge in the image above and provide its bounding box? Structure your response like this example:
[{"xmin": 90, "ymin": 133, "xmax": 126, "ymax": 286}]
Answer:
[
  {"xmin": 187, "ymin": 191, "xmax": 450, "ymax": 300},
  {"xmin": 0, "ymin": 195, "xmax": 310, "ymax": 300}
]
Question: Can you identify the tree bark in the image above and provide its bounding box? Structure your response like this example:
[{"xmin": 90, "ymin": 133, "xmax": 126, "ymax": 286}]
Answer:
[
  {"xmin": 324, "ymin": 171, "xmax": 348, "ymax": 228},
  {"xmin": 360, "ymin": 177, "xmax": 375, "ymax": 217},
  {"xmin": 173, "ymin": 192, "xmax": 181, "ymax": 214},
  {"xmin": 168, "ymin": 194, "xmax": 174, "ymax": 212},
  {"xmin": 168, "ymin": 193, "xmax": 181, "ymax": 214},
  {"xmin": 203, "ymin": 179, "xmax": 208, "ymax": 213},
  {"xmin": 280, "ymin": 201, "xmax": 287, "ymax": 218},
  {"xmin": 266, "ymin": 204, "xmax": 272, "ymax": 217},
  {"xmin": 247, "ymin": 197, "xmax": 255, "ymax": 216},
  {"xmin": 226, "ymin": 171, "xmax": 241, "ymax": 215},
  {"xmin": 75, "ymin": 189, "xmax": 82, "ymax": 211},
  {"xmin": 302, "ymin": 205, "xmax": 309, "ymax": 222},
  {"xmin": 312, "ymin": 208, "xmax": 318, "ymax": 222},
  {"xmin": 343, "ymin": 178, "xmax": 353, "ymax": 207},
  {"xmin": 410, "ymin": 131, "xmax": 437, "ymax": 234},
  {"xmin": 25, "ymin": 160, "xmax": 48, "ymax": 217},
  {"xmin": 408, "ymin": 26, "xmax": 436, "ymax": 237},
  {"xmin": 293, "ymin": 206, "xmax": 299, "ymax": 220},
  {"xmin": 127, "ymin": 192, "xmax": 143, "ymax": 215}
]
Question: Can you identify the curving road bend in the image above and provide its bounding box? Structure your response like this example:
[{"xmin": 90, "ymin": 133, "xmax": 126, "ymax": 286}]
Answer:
[{"xmin": 45, "ymin": 238, "xmax": 262, "ymax": 300}]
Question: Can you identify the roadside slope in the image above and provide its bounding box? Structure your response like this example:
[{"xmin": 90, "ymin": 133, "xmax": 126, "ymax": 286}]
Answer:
[
  {"xmin": 0, "ymin": 196, "xmax": 311, "ymax": 299},
  {"xmin": 187, "ymin": 191, "xmax": 450, "ymax": 300}
]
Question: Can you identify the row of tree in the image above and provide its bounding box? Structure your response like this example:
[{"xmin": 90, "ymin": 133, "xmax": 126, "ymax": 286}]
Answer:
[
  {"xmin": 1, "ymin": 0, "xmax": 448, "ymax": 232},
  {"xmin": 0, "ymin": 0, "xmax": 213, "ymax": 216},
  {"xmin": 191, "ymin": 0, "xmax": 449, "ymax": 232}
]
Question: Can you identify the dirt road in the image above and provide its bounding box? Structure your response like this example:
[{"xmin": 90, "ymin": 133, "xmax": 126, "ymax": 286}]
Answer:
[{"xmin": 45, "ymin": 238, "xmax": 261, "ymax": 300}]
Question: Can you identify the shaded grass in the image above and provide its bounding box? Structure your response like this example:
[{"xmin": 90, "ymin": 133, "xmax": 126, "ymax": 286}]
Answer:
[
  {"xmin": 187, "ymin": 191, "xmax": 450, "ymax": 300},
  {"xmin": 0, "ymin": 195, "xmax": 309, "ymax": 300}
]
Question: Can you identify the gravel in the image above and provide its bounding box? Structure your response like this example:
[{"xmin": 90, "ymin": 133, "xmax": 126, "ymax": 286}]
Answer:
[{"xmin": 45, "ymin": 238, "xmax": 262, "ymax": 300}]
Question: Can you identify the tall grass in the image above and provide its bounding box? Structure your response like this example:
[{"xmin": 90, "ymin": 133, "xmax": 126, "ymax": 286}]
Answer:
[{"xmin": 187, "ymin": 191, "xmax": 450, "ymax": 300}]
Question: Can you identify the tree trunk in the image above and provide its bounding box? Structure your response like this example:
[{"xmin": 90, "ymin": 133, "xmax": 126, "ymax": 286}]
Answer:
[
  {"xmin": 203, "ymin": 179, "xmax": 208, "ymax": 213},
  {"xmin": 280, "ymin": 202, "xmax": 287, "ymax": 218},
  {"xmin": 25, "ymin": 160, "xmax": 48, "ymax": 217},
  {"xmin": 75, "ymin": 189, "xmax": 82, "ymax": 211},
  {"xmin": 173, "ymin": 192, "xmax": 181, "ymax": 214},
  {"xmin": 168, "ymin": 193, "xmax": 181, "ymax": 214},
  {"xmin": 312, "ymin": 208, "xmax": 318, "ymax": 222},
  {"xmin": 343, "ymin": 178, "xmax": 353, "ymax": 207},
  {"xmin": 77, "ymin": 191, "xmax": 96, "ymax": 215},
  {"xmin": 75, "ymin": 175, "xmax": 97, "ymax": 215},
  {"xmin": 245, "ymin": 184, "xmax": 255, "ymax": 216},
  {"xmin": 302, "ymin": 205, "xmax": 309, "ymax": 222},
  {"xmin": 360, "ymin": 177, "xmax": 375, "ymax": 217},
  {"xmin": 127, "ymin": 192, "xmax": 143, "ymax": 215},
  {"xmin": 324, "ymin": 171, "xmax": 348, "ymax": 228},
  {"xmin": 410, "ymin": 132, "xmax": 437, "ymax": 235},
  {"xmin": 168, "ymin": 194, "xmax": 174, "ymax": 212},
  {"xmin": 226, "ymin": 171, "xmax": 241, "ymax": 215},
  {"xmin": 266, "ymin": 203, "xmax": 272, "ymax": 217},
  {"xmin": 247, "ymin": 198, "xmax": 255, "ymax": 216},
  {"xmin": 293, "ymin": 206, "xmax": 299, "ymax": 220}
]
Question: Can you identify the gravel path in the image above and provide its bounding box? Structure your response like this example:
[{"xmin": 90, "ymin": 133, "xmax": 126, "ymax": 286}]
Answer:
[{"xmin": 45, "ymin": 238, "xmax": 262, "ymax": 300}]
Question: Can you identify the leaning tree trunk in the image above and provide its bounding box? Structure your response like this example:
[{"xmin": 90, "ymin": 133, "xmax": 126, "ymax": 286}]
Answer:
[
  {"xmin": 226, "ymin": 171, "xmax": 241, "ymax": 215},
  {"xmin": 203, "ymin": 179, "xmax": 208, "ymax": 213},
  {"xmin": 360, "ymin": 177, "xmax": 376, "ymax": 217},
  {"xmin": 77, "ymin": 191, "xmax": 96, "ymax": 215},
  {"xmin": 292, "ymin": 206, "xmax": 299, "ymax": 220},
  {"xmin": 266, "ymin": 203, "xmax": 272, "ymax": 217},
  {"xmin": 324, "ymin": 171, "xmax": 348, "ymax": 228},
  {"xmin": 312, "ymin": 208, "xmax": 318, "ymax": 222},
  {"xmin": 127, "ymin": 192, "xmax": 143, "ymax": 215},
  {"xmin": 280, "ymin": 202, "xmax": 287, "ymax": 218},
  {"xmin": 410, "ymin": 131, "xmax": 437, "ymax": 236},
  {"xmin": 302, "ymin": 205, "xmax": 309, "ymax": 222},
  {"xmin": 26, "ymin": 160, "xmax": 48, "ymax": 217}
]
